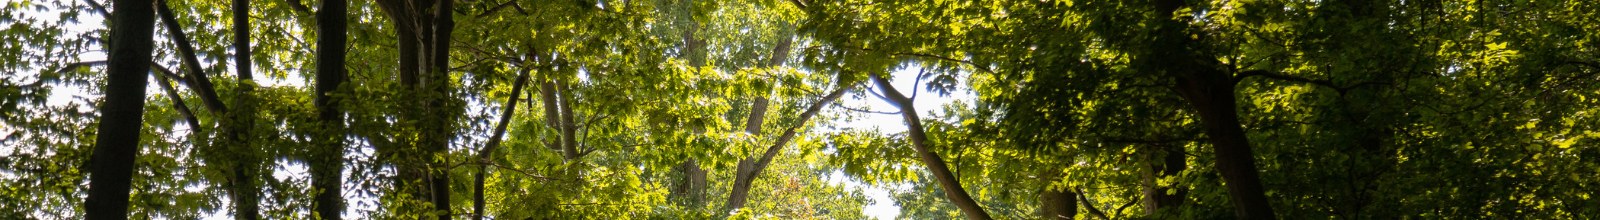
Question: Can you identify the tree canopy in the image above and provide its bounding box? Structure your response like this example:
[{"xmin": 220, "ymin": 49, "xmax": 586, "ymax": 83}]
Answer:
[{"xmin": 2, "ymin": 0, "xmax": 1597, "ymax": 219}]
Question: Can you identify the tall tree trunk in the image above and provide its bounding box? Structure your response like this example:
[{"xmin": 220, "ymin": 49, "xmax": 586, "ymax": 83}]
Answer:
[
  {"xmin": 84, "ymin": 0, "xmax": 156, "ymax": 217},
  {"xmin": 312, "ymin": 0, "xmax": 349, "ymax": 217},
  {"xmin": 539, "ymin": 80, "xmax": 561, "ymax": 151},
  {"xmin": 557, "ymin": 82, "xmax": 579, "ymax": 161},
  {"xmin": 1146, "ymin": 0, "xmax": 1275, "ymax": 218},
  {"xmin": 375, "ymin": 0, "xmax": 455, "ymax": 217},
  {"xmin": 670, "ymin": 12, "xmax": 709, "ymax": 208},
  {"xmin": 1039, "ymin": 187, "xmax": 1077, "ymax": 219},
  {"xmin": 869, "ymin": 73, "xmax": 993, "ymax": 220},
  {"xmin": 425, "ymin": 0, "xmax": 455, "ymax": 218},
  {"xmin": 1142, "ymin": 144, "xmax": 1187, "ymax": 214},
  {"xmin": 1038, "ymin": 168, "xmax": 1076, "ymax": 219},
  {"xmin": 723, "ymin": 33, "xmax": 798, "ymax": 213},
  {"xmin": 228, "ymin": 0, "xmax": 262, "ymax": 218},
  {"xmin": 1172, "ymin": 61, "xmax": 1274, "ymax": 220},
  {"xmin": 725, "ymin": 86, "xmax": 849, "ymax": 212},
  {"xmin": 472, "ymin": 68, "xmax": 529, "ymax": 220}
]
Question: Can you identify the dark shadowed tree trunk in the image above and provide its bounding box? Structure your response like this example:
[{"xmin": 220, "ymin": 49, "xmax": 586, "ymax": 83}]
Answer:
[
  {"xmin": 1142, "ymin": 144, "xmax": 1187, "ymax": 214},
  {"xmin": 375, "ymin": 0, "xmax": 456, "ymax": 218},
  {"xmin": 473, "ymin": 68, "xmax": 529, "ymax": 220},
  {"xmin": 312, "ymin": 0, "xmax": 349, "ymax": 217},
  {"xmin": 1039, "ymin": 168, "xmax": 1077, "ymax": 219},
  {"xmin": 227, "ymin": 0, "xmax": 262, "ymax": 217},
  {"xmin": 84, "ymin": 0, "xmax": 156, "ymax": 217},
  {"xmin": 1139, "ymin": 0, "xmax": 1275, "ymax": 218},
  {"xmin": 1039, "ymin": 187, "xmax": 1077, "ymax": 219},
  {"xmin": 869, "ymin": 73, "xmax": 993, "ymax": 220},
  {"xmin": 425, "ymin": 0, "xmax": 455, "ymax": 218}
]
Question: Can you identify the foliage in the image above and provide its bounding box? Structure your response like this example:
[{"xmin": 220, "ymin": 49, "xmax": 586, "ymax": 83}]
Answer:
[{"xmin": 2, "ymin": 0, "xmax": 1599, "ymax": 219}]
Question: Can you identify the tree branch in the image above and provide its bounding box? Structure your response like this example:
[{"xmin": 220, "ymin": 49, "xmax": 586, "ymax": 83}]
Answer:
[
  {"xmin": 832, "ymin": 102, "xmax": 899, "ymax": 115},
  {"xmin": 83, "ymin": 0, "xmax": 110, "ymax": 16},
  {"xmin": 157, "ymin": 0, "xmax": 227, "ymax": 114},
  {"xmin": 871, "ymin": 73, "xmax": 994, "ymax": 219},
  {"xmin": 476, "ymin": 0, "xmax": 528, "ymax": 18},
  {"xmin": 1233, "ymin": 70, "xmax": 1336, "ymax": 89},
  {"xmin": 1076, "ymin": 187, "xmax": 1111, "ymax": 220},
  {"xmin": 474, "ymin": 67, "xmax": 529, "ymax": 220},
  {"xmin": 150, "ymin": 65, "xmax": 204, "ymax": 135},
  {"xmin": 725, "ymin": 84, "xmax": 853, "ymax": 212}
]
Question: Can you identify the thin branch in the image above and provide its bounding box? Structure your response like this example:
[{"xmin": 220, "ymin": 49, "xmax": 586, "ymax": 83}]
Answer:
[
  {"xmin": 1234, "ymin": 70, "xmax": 1336, "ymax": 89},
  {"xmin": 150, "ymin": 66, "xmax": 204, "ymax": 135},
  {"xmin": 892, "ymin": 52, "xmax": 994, "ymax": 74},
  {"xmin": 83, "ymin": 0, "xmax": 109, "ymax": 16},
  {"xmin": 909, "ymin": 68, "xmax": 925, "ymax": 101},
  {"xmin": 1076, "ymin": 187, "xmax": 1111, "ymax": 220},
  {"xmin": 1113, "ymin": 194, "xmax": 1141, "ymax": 217},
  {"xmin": 476, "ymin": 0, "xmax": 528, "ymax": 18},
  {"xmin": 483, "ymin": 163, "xmax": 553, "ymax": 181},
  {"xmin": 282, "ymin": 0, "xmax": 313, "ymax": 14},
  {"xmin": 787, "ymin": 0, "xmax": 807, "ymax": 8},
  {"xmin": 53, "ymin": 60, "xmax": 108, "ymax": 74},
  {"xmin": 832, "ymin": 102, "xmax": 899, "ymax": 115}
]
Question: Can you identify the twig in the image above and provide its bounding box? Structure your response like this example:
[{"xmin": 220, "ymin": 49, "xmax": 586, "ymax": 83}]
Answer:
[{"xmin": 832, "ymin": 102, "xmax": 898, "ymax": 115}]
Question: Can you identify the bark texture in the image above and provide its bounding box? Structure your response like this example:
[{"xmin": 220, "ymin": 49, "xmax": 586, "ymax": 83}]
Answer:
[
  {"xmin": 312, "ymin": 0, "xmax": 349, "ymax": 217},
  {"xmin": 375, "ymin": 0, "xmax": 457, "ymax": 218},
  {"xmin": 85, "ymin": 0, "xmax": 156, "ymax": 217},
  {"xmin": 228, "ymin": 0, "xmax": 262, "ymax": 217},
  {"xmin": 1039, "ymin": 187, "xmax": 1077, "ymax": 219},
  {"xmin": 1145, "ymin": 0, "xmax": 1276, "ymax": 218}
]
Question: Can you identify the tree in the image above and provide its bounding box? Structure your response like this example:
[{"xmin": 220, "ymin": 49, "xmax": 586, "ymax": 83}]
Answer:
[
  {"xmin": 312, "ymin": 0, "xmax": 350, "ymax": 217},
  {"xmin": 867, "ymin": 73, "xmax": 993, "ymax": 219},
  {"xmin": 84, "ymin": 0, "xmax": 158, "ymax": 218},
  {"xmin": 7, "ymin": 0, "xmax": 1600, "ymax": 219}
]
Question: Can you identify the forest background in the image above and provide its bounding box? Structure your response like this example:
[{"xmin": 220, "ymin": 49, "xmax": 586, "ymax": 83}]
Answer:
[{"xmin": 2, "ymin": 0, "xmax": 1598, "ymax": 219}]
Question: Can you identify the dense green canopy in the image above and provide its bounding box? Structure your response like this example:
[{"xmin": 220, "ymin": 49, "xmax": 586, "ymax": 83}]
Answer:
[{"xmin": 2, "ymin": 0, "xmax": 1597, "ymax": 219}]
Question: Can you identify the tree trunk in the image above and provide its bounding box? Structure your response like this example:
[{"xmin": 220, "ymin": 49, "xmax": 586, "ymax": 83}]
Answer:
[
  {"xmin": 869, "ymin": 73, "xmax": 993, "ymax": 220},
  {"xmin": 425, "ymin": 0, "xmax": 455, "ymax": 218},
  {"xmin": 557, "ymin": 81, "xmax": 579, "ymax": 161},
  {"xmin": 1142, "ymin": 144, "xmax": 1187, "ymax": 214},
  {"xmin": 722, "ymin": 32, "xmax": 795, "ymax": 212},
  {"xmin": 228, "ymin": 0, "xmax": 261, "ymax": 217},
  {"xmin": 375, "ymin": 0, "xmax": 455, "ymax": 217},
  {"xmin": 84, "ymin": 0, "xmax": 156, "ymax": 217},
  {"xmin": 472, "ymin": 68, "xmax": 529, "ymax": 220},
  {"xmin": 725, "ymin": 86, "xmax": 849, "ymax": 212},
  {"xmin": 539, "ymin": 80, "xmax": 561, "ymax": 151},
  {"xmin": 1039, "ymin": 187, "xmax": 1077, "ymax": 219},
  {"xmin": 669, "ymin": 13, "xmax": 710, "ymax": 208},
  {"xmin": 1173, "ymin": 68, "xmax": 1274, "ymax": 219},
  {"xmin": 1147, "ymin": 0, "xmax": 1276, "ymax": 218},
  {"xmin": 312, "ymin": 0, "xmax": 349, "ymax": 217}
]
